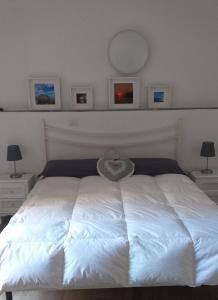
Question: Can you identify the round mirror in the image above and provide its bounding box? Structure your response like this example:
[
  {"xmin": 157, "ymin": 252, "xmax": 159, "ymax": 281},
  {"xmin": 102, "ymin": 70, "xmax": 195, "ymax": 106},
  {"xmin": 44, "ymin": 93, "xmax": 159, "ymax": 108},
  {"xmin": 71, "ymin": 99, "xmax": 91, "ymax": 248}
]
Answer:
[{"xmin": 108, "ymin": 30, "xmax": 149, "ymax": 74}]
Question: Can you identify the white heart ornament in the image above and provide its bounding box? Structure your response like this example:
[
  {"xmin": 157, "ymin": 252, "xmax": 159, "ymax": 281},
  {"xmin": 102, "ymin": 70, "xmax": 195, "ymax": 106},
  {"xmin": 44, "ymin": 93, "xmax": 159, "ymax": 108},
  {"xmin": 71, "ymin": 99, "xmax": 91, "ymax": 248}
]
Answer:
[
  {"xmin": 97, "ymin": 158, "xmax": 135, "ymax": 181},
  {"xmin": 105, "ymin": 160, "xmax": 126, "ymax": 175}
]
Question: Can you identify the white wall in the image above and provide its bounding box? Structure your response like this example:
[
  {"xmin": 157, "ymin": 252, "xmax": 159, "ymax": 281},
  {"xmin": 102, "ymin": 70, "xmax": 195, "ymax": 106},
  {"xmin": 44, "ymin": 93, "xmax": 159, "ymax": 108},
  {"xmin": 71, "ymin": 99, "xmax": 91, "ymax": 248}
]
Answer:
[
  {"xmin": 0, "ymin": 110, "xmax": 217, "ymax": 175},
  {"xmin": 0, "ymin": 0, "xmax": 218, "ymax": 109}
]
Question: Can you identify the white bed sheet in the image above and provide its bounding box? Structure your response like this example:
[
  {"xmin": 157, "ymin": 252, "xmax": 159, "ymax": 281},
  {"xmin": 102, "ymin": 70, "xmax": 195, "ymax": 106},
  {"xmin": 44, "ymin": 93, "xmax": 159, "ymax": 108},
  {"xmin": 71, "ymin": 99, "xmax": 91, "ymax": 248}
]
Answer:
[{"xmin": 0, "ymin": 174, "xmax": 218, "ymax": 291}]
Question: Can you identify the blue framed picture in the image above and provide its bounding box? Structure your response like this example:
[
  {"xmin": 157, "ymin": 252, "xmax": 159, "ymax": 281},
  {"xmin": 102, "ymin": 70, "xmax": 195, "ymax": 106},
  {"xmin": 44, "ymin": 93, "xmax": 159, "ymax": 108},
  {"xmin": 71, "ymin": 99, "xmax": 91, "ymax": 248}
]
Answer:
[
  {"xmin": 29, "ymin": 77, "xmax": 61, "ymax": 110},
  {"xmin": 148, "ymin": 84, "xmax": 172, "ymax": 109},
  {"xmin": 154, "ymin": 91, "xmax": 165, "ymax": 103},
  {"xmin": 34, "ymin": 83, "xmax": 55, "ymax": 105}
]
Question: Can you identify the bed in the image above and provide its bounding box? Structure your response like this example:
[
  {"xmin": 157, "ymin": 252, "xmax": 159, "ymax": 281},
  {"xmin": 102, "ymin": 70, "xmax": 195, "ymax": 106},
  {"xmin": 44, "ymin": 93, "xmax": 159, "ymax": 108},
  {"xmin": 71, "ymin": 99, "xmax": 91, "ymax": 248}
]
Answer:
[{"xmin": 0, "ymin": 120, "xmax": 218, "ymax": 300}]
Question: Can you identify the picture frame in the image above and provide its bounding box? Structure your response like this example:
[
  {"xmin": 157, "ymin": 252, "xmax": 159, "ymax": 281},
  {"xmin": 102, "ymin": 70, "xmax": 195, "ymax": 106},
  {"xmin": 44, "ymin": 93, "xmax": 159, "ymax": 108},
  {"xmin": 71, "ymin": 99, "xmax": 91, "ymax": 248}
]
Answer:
[
  {"xmin": 28, "ymin": 77, "xmax": 61, "ymax": 111},
  {"xmin": 148, "ymin": 84, "xmax": 172, "ymax": 109},
  {"xmin": 71, "ymin": 85, "xmax": 93, "ymax": 110},
  {"xmin": 108, "ymin": 77, "xmax": 140, "ymax": 109}
]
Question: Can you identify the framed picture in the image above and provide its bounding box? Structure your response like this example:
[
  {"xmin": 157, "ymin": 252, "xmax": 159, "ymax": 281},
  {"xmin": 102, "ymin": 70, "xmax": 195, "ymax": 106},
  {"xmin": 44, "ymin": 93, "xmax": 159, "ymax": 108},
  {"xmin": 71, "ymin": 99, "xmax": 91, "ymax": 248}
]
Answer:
[
  {"xmin": 28, "ymin": 77, "xmax": 61, "ymax": 110},
  {"xmin": 71, "ymin": 86, "xmax": 93, "ymax": 110},
  {"xmin": 148, "ymin": 84, "xmax": 172, "ymax": 109},
  {"xmin": 108, "ymin": 77, "xmax": 140, "ymax": 109}
]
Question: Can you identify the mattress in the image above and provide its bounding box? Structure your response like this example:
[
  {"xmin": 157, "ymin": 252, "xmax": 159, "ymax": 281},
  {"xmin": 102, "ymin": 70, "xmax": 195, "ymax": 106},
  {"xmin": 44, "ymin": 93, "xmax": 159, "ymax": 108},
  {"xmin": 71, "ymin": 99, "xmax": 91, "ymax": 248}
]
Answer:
[{"xmin": 0, "ymin": 174, "xmax": 218, "ymax": 291}]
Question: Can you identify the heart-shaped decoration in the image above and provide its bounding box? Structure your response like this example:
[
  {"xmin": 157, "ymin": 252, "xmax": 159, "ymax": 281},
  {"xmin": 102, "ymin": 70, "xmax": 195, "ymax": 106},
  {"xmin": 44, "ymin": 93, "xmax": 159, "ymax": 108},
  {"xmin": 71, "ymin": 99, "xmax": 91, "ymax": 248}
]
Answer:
[
  {"xmin": 97, "ymin": 158, "xmax": 135, "ymax": 181},
  {"xmin": 105, "ymin": 160, "xmax": 126, "ymax": 175}
]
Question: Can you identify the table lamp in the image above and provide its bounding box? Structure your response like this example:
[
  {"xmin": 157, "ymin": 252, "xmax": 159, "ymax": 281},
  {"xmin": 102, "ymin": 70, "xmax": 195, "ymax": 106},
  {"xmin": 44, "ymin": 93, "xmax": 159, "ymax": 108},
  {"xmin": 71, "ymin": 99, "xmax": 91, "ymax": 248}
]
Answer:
[
  {"xmin": 7, "ymin": 145, "xmax": 22, "ymax": 178},
  {"xmin": 200, "ymin": 141, "xmax": 215, "ymax": 174}
]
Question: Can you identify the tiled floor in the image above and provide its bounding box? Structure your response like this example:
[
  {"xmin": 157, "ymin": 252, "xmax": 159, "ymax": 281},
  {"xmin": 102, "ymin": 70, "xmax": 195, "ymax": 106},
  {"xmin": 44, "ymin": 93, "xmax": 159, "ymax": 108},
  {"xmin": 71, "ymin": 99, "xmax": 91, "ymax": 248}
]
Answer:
[
  {"xmin": 0, "ymin": 291, "xmax": 86, "ymax": 300},
  {"xmin": 0, "ymin": 290, "xmax": 117, "ymax": 300},
  {"xmin": 0, "ymin": 289, "xmax": 132, "ymax": 300},
  {"xmin": 3, "ymin": 292, "xmax": 60, "ymax": 300},
  {"xmin": 0, "ymin": 291, "xmax": 63, "ymax": 300}
]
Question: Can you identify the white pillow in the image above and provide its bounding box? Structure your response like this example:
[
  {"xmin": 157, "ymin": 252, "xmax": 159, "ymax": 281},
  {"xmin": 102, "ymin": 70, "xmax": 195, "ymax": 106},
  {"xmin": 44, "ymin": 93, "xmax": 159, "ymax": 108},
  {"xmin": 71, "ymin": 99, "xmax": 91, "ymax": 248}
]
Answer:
[{"xmin": 97, "ymin": 158, "xmax": 135, "ymax": 181}]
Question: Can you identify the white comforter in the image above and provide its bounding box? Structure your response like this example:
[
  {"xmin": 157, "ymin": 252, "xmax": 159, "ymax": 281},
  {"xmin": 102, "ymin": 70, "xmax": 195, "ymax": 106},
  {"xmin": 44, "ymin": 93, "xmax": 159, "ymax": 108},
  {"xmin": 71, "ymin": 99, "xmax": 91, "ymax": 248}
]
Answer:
[{"xmin": 0, "ymin": 174, "xmax": 218, "ymax": 291}]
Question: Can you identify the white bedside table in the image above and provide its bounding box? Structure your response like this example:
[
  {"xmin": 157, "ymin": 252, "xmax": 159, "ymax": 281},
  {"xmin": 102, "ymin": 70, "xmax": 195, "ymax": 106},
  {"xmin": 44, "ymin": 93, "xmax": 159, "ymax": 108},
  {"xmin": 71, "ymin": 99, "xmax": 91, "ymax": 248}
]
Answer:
[
  {"xmin": 0, "ymin": 173, "xmax": 35, "ymax": 217},
  {"xmin": 190, "ymin": 170, "xmax": 218, "ymax": 204}
]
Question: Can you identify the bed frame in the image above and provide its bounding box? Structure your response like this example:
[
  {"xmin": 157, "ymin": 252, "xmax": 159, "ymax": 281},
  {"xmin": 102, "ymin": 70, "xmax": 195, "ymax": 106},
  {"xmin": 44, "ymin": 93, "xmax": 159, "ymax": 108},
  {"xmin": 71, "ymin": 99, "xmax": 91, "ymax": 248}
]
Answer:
[{"xmin": 4, "ymin": 119, "xmax": 218, "ymax": 300}]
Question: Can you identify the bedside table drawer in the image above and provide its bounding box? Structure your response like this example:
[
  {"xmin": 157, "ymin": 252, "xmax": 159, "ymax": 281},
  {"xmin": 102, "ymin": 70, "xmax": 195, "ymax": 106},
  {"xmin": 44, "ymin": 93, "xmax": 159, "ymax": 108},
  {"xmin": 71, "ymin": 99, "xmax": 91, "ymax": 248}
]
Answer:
[
  {"xmin": 0, "ymin": 183, "xmax": 26, "ymax": 198},
  {"xmin": 197, "ymin": 178, "xmax": 218, "ymax": 185},
  {"xmin": 0, "ymin": 199, "xmax": 24, "ymax": 212},
  {"xmin": 198, "ymin": 182, "xmax": 218, "ymax": 191},
  {"xmin": 206, "ymin": 193, "xmax": 218, "ymax": 204}
]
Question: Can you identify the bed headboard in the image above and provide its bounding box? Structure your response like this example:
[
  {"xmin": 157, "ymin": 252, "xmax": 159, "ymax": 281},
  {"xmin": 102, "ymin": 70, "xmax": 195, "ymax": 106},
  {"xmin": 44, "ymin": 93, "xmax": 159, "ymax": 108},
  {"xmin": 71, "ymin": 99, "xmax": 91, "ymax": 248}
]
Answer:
[{"xmin": 41, "ymin": 119, "xmax": 183, "ymax": 163}]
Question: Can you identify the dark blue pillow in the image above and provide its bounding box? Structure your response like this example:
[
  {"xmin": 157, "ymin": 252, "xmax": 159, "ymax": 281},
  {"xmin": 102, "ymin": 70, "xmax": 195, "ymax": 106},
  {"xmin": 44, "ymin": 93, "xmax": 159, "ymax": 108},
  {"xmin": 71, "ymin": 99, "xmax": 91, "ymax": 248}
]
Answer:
[
  {"xmin": 39, "ymin": 158, "xmax": 185, "ymax": 178},
  {"xmin": 131, "ymin": 158, "xmax": 185, "ymax": 176},
  {"xmin": 39, "ymin": 159, "xmax": 98, "ymax": 178}
]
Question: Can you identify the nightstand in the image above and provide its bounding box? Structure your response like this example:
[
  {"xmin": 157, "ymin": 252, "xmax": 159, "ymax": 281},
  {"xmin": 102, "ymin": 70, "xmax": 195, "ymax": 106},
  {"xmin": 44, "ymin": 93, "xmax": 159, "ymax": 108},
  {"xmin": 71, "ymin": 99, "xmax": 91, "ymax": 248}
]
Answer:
[
  {"xmin": 0, "ymin": 173, "xmax": 35, "ymax": 217},
  {"xmin": 190, "ymin": 170, "xmax": 218, "ymax": 204}
]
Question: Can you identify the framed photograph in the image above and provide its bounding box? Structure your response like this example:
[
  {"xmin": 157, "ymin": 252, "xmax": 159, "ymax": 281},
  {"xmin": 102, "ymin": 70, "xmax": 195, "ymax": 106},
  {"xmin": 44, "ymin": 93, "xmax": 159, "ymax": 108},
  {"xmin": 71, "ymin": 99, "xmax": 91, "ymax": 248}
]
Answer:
[
  {"xmin": 71, "ymin": 86, "xmax": 93, "ymax": 110},
  {"xmin": 28, "ymin": 77, "xmax": 61, "ymax": 110},
  {"xmin": 108, "ymin": 77, "xmax": 140, "ymax": 109},
  {"xmin": 148, "ymin": 84, "xmax": 172, "ymax": 109}
]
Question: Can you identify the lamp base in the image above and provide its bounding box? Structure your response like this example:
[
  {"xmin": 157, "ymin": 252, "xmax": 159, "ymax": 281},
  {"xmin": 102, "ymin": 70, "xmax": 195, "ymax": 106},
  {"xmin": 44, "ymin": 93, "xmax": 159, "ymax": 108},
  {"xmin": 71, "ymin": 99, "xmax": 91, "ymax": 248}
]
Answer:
[
  {"xmin": 201, "ymin": 169, "xmax": 213, "ymax": 174},
  {"xmin": 10, "ymin": 173, "xmax": 22, "ymax": 179}
]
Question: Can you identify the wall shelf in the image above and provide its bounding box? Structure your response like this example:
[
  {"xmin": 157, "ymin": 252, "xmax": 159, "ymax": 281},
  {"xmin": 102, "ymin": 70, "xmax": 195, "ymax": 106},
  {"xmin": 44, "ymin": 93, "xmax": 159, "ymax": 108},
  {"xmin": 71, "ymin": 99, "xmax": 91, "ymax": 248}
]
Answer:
[{"xmin": 1, "ymin": 107, "xmax": 218, "ymax": 112}]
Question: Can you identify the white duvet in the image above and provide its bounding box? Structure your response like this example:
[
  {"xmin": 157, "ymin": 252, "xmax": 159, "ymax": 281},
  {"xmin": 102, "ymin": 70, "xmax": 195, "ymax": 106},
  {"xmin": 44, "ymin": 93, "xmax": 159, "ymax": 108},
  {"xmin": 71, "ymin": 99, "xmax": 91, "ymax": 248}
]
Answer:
[{"xmin": 0, "ymin": 174, "xmax": 218, "ymax": 291}]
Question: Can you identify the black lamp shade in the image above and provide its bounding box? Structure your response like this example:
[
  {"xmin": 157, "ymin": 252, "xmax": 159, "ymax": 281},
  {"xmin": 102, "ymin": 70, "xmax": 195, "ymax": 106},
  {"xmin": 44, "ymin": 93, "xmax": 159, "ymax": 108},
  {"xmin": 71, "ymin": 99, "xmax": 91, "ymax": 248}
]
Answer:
[
  {"xmin": 200, "ymin": 141, "xmax": 215, "ymax": 157},
  {"xmin": 7, "ymin": 145, "xmax": 22, "ymax": 161}
]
